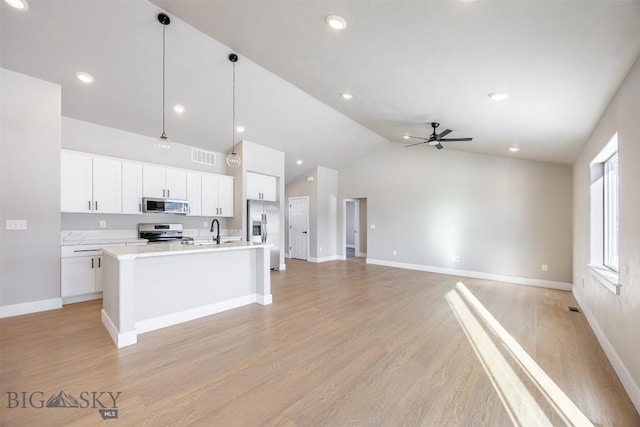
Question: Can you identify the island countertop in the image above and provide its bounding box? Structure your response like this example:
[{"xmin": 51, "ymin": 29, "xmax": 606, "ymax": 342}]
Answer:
[{"xmin": 102, "ymin": 241, "xmax": 272, "ymax": 260}]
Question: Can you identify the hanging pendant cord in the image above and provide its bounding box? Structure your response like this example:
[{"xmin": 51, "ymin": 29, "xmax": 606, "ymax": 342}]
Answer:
[
  {"xmin": 232, "ymin": 61, "xmax": 236, "ymax": 153},
  {"xmin": 162, "ymin": 24, "xmax": 166, "ymax": 136}
]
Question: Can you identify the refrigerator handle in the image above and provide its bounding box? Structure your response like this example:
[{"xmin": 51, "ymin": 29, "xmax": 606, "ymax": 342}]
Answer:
[{"xmin": 262, "ymin": 213, "xmax": 267, "ymax": 243}]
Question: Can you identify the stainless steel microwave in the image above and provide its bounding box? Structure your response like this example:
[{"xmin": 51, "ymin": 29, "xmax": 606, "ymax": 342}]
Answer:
[{"xmin": 142, "ymin": 197, "xmax": 190, "ymax": 215}]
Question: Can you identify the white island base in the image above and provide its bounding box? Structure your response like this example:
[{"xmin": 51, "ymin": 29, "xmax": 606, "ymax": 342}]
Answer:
[{"xmin": 101, "ymin": 242, "xmax": 272, "ymax": 348}]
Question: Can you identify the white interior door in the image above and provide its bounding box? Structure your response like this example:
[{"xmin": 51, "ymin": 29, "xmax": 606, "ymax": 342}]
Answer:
[{"xmin": 289, "ymin": 197, "xmax": 309, "ymax": 261}]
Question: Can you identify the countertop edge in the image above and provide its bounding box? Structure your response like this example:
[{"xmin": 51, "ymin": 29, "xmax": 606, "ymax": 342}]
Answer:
[{"xmin": 103, "ymin": 243, "xmax": 272, "ymax": 261}]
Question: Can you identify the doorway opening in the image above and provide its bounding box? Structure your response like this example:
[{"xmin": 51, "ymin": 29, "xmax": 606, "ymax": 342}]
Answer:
[{"xmin": 343, "ymin": 198, "xmax": 367, "ymax": 259}]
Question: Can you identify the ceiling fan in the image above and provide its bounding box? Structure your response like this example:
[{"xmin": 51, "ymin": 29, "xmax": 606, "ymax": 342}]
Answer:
[{"xmin": 404, "ymin": 122, "xmax": 473, "ymax": 150}]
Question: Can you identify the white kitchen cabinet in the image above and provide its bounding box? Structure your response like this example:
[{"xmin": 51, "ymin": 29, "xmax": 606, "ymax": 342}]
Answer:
[
  {"xmin": 61, "ymin": 242, "xmax": 146, "ymax": 302},
  {"xmin": 61, "ymin": 256, "xmax": 97, "ymax": 297},
  {"xmin": 61, "ymin": 150, "xmax": 92, "ymax": 212},
  {"xmin": 122, "ymin": 161, "xmax": 143, "ymax": 214},
  {"xmin": 186, "ymin": 171, "xmax": 202, "ymax": 216},
  {"xmin": 246, "ymin": 172, "xmax": 277, "ymax": 202},
  {"xmin": 92, "ymin": 157, "xmax": 122, "ymax": 213},
  {"xmin": 61, "ymin": 150, "xmax": 122, "ymax": 213},
  {"xmin": 142, "ymin": 164, "xmax": 187, "ymax": 199},
  {"xmin": 202, "ymin": 173, "xmax": 234, "ymax": 217}
]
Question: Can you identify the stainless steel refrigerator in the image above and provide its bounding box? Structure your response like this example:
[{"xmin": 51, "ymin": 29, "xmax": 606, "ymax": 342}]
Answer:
[{"xmin": 247, "ymin": 199, "xmax": 280, "ymax": 270}]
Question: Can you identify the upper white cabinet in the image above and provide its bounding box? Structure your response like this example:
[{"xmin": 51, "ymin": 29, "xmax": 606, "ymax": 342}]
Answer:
[
  {"xmin": 122, "ymin": 161, "xmax": 143, "ymax": 214},
  {"xmin": 61, "ymin": 150, "xmax": 122, "ymax": 213},
  {"xmin": 186, "ymin": 171, "xmax": 202, "ymax": 216},
  {"xmin": 246, "ymin": 172, "xmax": 277, "ymax": 202},
  {"xmin": 61, "ymin": 150, "xmax": 233, "ymax": 217},
  {"xmin": 142, "ymin": 165, "xmax": 187, "ymax": 199},
  {"xmin": 202, "ymin": 173, "xmax": 234, "ymax": 217}
]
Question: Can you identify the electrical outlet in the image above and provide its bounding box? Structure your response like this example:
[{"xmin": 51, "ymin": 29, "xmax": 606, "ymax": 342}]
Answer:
[
  {"xmin": 6, "ymin": 220, "xmax": 27, "ymax": 230},
  {"xmin": 99, "ymin": 220, "xmax": 107, "ymax": 228},
  {"xmin": 541, "ymin": 264, "xmax": 548, "ymax": 271},
  {"xmin": 203, "ymin": 221, "xmax": 208, "ymax": 228},
  {"xmin": 453, "ymin": 256, "xmax": 460, "ymax": 263},
  {"xmin": 370, "ymin": 224, "xmax": 376, "ymax": 229},
  {"xmin": 393, "ymin": 250, "xmax": 397, "ymax": 256}
]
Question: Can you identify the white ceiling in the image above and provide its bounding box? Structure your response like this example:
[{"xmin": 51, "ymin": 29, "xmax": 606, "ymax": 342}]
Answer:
[{"xmin": 2, "ymin": 1, "xmax": 640, "ymax": 183}]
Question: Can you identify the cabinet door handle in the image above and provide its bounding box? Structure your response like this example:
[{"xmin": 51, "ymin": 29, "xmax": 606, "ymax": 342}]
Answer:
[
  {"xmin": 95, "ymin": 201, "xmax": 98, "ymax": 211},
  {"xmin": 88, "ymin": 201, "xmax": 92, "ymax": 211},
  {"xmin": 139, "ymin": 203, "xmax": 142, "ymax": 212},
  {"xmin": 98, "ymin": 258, "xmax": 101, "ymax": 268},
  {"xmin": 167, "ymin": 189, "xmax": 170, "ymax": 198},
  {"xmin": 91, "ymin": 258, "xmax": 94, "ymax": 269}
]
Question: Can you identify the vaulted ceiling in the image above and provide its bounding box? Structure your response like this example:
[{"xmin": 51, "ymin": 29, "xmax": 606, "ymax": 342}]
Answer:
[{"xmin": 3, "ymin": 0, "xmax": 640, "ymax": 182}]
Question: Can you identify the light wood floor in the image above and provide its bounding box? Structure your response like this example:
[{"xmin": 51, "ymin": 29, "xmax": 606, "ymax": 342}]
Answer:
[{"xmin": 1, "ymin": 259, "xmax": 638, "ymax": 426}]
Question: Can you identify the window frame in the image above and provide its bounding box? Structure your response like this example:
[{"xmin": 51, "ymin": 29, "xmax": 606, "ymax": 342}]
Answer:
[{"xmin": 588, "ymin": 133, "xmax": 621, "ymax": 295}]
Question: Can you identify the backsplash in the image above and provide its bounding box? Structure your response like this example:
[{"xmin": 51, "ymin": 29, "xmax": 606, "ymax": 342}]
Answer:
[{"xmin": 61, "ymin": 212, "xmax": 229, "ymax": 231}]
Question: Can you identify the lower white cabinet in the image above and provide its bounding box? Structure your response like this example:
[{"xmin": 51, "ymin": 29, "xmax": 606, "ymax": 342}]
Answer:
[
  {"xmin": 61, "ymin": 242, "xmax": 146, "ymax": 303},
  {"xmin": 61, "ymin": 250, "xmax": 104, "ymax": 299}
]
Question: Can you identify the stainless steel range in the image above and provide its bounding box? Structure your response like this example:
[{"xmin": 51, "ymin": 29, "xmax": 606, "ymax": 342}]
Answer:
[{"xmin": 138, "ymin": 223, "xmax": 184, "ymax": 244}]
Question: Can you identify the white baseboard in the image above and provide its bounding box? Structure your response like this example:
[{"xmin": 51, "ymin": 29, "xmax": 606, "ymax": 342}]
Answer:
[
  {"xmin": 62, "ymin": 292, "xmax": 102, "ymax": 305},
  {"xmin": 101, "ymin": 309, "xmax": 137, "ymax": 348},
  {"xmin": 135, "ymin": 294, "xmax": 258, "ymax": 335},
  {"xmin": 572, "ymin": 289, "xmax": 640, "ymax": 414},
  {"xmin": 365, "ymin": 258, "xmax": 572, "ymax": 291},
  {"xmin": 0, "ymin": 297, "xmax": 62, "ymax": 318},
  {"xmin": 285, "ymin": 252, "xmax": 290, "ymax": 259},
  {"xmin": 278, "ymin": 263, "xmax": 287, "ymax": 271},
  {"xmin": 257, "ymin": 294, "xmax": 273, "ymax": 305},
  {"xmin": 309, "ymin": 255, "xmax": 344, "ymax": 263},
  {"xmin": 357, "ymin": 252, "xmax": 367, "ymax": 257}
]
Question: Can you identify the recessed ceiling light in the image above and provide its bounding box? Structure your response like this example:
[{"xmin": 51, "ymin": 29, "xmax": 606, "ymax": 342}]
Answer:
[
  {"xmin": 75, "ymin": 72, "xmax": 94, "ymax": 84},
  {"xmin": 509, "ymin": 146, "xmax": 520, "ymax": 152},
  {"xmin": 236, "ymin": 125, "xmax": 245, "ymax": 133},
  {"xmin": 173, "ymin": 104, "xmax": 185, "ymax": 114},
  {"xmin": 488, "ymin": 91, "xmax": 510, "ymax": 101},
  {"xmin": 4, "ymin": 0, "xmax": 28, "ymax": 11},
  {"xmin": 296, "ymin": 160, "xmax": 303, "ymax": 165},
  {"xmin": 326, "ymin": 15, "xmax": 347, "ymax": 30},
  {"xmin": 341, "ymin": 92, "xmax": 353, "ymax": 100},
  {"xmin": 403, "ymin": 135, "xmax": 410, "ymax": 140}
]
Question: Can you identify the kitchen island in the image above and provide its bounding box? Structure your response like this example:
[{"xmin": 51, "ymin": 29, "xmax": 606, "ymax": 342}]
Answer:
[{"xmin": 100, "ymin": 241, "xmax": 272, "ymax": 348}]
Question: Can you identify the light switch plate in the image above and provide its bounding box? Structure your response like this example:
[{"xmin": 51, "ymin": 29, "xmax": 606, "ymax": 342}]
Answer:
[
  {"xmin": 6, "ymin": 220, "xmax": 27, "ymax": 230},
  {"xmin": 99, "ymin": 220, "xmax": 107, "ymax": 228},
  {"xmin": 370, "ymin": 224, "xmax": 376, "ymax": 229}
]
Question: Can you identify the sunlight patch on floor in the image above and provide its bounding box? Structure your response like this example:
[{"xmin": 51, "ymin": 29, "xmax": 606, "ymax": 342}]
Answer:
[{"xmin": 446, "ymin": 282, "xmax": 593, "ymax": 427}]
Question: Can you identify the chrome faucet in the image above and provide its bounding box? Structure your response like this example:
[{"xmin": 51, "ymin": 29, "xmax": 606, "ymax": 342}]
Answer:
[{"xmin": 210, "ymin": 219, "xmax": 220, "ymax": 244}]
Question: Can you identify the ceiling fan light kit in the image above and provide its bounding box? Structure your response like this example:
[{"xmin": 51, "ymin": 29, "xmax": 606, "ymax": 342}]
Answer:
[{"xmin": 404, "ymin": 122, "xmax": 473, "ymax": 150}]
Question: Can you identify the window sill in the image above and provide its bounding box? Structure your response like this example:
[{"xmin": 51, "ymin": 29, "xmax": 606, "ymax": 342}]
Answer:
[{"xmin": 588, "ymin": 265, "xmax": 621, "ymax": 295}]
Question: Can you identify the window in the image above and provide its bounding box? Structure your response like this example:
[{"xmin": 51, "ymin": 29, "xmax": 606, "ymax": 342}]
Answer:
[
  {"xmin": 589, "ymin": 133, "xmax": 620, "ymax": 294},
  {"xmin": 603, "ymin": 152, "xmax": 619, "ymax": 272}
]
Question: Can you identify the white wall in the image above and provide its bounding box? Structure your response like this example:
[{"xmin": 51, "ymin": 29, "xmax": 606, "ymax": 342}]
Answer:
[
  {"xmin": 572, "ymin": 54, "xmax": 640, "ymax": 412},
  {"xmin": 316, "ymin": 166, "xmax": 339, "ymax": 261},
  {"xmin": 1, "ymin": 69, "xmax": 61, "ymax": 312},
  {"xmin": 339, "ymin": 145, "xmax": 573, "ymax": 284}
]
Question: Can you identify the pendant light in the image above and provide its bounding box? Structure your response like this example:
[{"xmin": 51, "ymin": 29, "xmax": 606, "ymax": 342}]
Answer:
[
  {"xmin": 154, "ymin": 13, "xmax": 172, "ymax": 154},
  {"xmin": 226, "ymin": 53, "xmax": 242, "ymax": 168}
]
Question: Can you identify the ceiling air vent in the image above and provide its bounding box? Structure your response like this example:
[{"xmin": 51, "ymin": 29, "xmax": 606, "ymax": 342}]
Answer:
[{"xmin": 191, "ymin": 148, "xmax": 216, "ymax": 166}]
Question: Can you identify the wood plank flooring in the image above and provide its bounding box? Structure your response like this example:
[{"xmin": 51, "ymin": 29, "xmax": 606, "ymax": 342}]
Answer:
[{"xmin": 1, "ymin": 259, "xmax": 638, "ymax": 426}]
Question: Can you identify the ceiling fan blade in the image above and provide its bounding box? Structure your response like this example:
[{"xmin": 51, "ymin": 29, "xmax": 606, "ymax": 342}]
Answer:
[
  {"xmin": 439, "ymin": 138, "xmax": 473, "ymax": 142},
  {"xmin": 404, "ymin": 141, "xmax": 426, "ymax": 147},
  {"xmin": 435, "ymin": 143, "xmax": 444, "ymax": 150},
  {"xmin": 404, "ymin": 135, "xmax": 429, "ymax": 140},
  {"xmin": 436, "ymin": 129, "xmax": 452, "ymax": 138}
]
